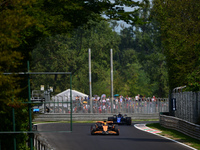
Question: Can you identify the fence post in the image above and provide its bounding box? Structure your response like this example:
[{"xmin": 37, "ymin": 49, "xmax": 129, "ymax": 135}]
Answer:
[
  {"xmin": 27, "ymin": 61, "xmax": 33, "ymax": 150},
  {"xmin": 195, "ymin": 92, "xmax": 198, "ymax": 123},
  {"xmin": 169, "ymin": 89, "xmax": 175, "ymax": 116},
  {"xmin": 198, "ymin": 92, "xmax": 200, "ymax": 122},
  {"xmin": 12, "ymin": 94, "xmax": 16, "ymax": 150},
  {"xmin": 70, "ymin": 74, "xmax": 72, "ymax": 131}
]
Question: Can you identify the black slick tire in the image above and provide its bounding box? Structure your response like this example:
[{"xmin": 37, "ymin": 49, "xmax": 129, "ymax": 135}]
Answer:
[
  {"xmin": 126, "ymin": 117, "xmax": 132, "ymax": 125},
  {"xmin": 91, "ymin": 125, "xmax": 96, "ymax": 135}
]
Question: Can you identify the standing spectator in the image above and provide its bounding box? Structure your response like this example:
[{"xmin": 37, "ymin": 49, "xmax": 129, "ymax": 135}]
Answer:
[
  {"xmin": 125, "ymin": 95, "xmax": 128, "ymax": 101},
  {"xmin": 76, "ymin": 95, "xmax": 79, "ymax": 101},
  {"xmin": 119, "ymin": 95, "xmax": 123, "ymax": 103},
  {"xmin": 97, "ymin": 96, "xmax": 100, "ymax": 101},
  {"xmin": 152, "ymin": 96, "xmax": 156, "ymax": 102},
  {"xmin": 135, "ymin": 94, "xmax": 140, "ymax": 101},
  {"xmin": 106, "ymin": 97, "xmax": 110, "ymax": 107},
  {"xmin": 102, "ymin": 98, "xmax": 106, "ymax": 103}
]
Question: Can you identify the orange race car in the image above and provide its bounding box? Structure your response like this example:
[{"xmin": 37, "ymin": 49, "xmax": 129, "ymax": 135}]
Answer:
[{"xmin": 91, "ymin": 120, "xmax": 119, "ymax": 135}]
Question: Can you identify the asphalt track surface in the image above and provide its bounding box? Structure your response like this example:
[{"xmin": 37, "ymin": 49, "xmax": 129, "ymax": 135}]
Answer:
[{"xmin": 37, "ymin": 122, "xmax": 194, "ymax": 150}]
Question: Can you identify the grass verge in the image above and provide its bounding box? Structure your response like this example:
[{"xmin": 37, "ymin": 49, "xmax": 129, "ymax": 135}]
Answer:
[{"xmin": 146, "ymin": 123, "xmax": 200, "ymax": 150}]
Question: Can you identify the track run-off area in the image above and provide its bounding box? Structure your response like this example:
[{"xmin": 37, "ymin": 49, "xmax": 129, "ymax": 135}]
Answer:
[{"xmin": 36, "ymin": 121, "xmax": 196, "ymax": 150}]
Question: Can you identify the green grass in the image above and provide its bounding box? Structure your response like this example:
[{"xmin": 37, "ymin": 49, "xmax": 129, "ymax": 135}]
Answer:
[{"xmin": 146, "ymin": 123, "xmax": 200, "ymax": 150}]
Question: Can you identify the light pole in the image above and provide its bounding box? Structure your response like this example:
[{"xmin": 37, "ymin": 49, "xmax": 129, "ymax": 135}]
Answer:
[
  {"xmin": 110, "ymin": 49, "xmax": 114, "ymax": 113},
  {"xmin": 89, "ymin": 48, "xmax": 93, "ymax": 113}
]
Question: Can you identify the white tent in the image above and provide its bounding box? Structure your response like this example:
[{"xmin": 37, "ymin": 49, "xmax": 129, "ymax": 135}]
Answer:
[{"xmin": 55, "ymin": 89, "xmax": 88, "ymax": 100}]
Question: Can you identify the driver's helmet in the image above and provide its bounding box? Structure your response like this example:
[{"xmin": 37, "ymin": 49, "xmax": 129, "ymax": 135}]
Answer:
[{"xmin": 104, "ymin": 120, "xmax": 107, "ymax": 125}]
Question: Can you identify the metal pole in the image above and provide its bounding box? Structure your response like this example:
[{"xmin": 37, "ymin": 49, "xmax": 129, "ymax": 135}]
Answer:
[
  {"xmin": 62, "ymin": 96, "xmax": 64, "ymax": 113},
  {"xmin": 12, "ymin": 93, "xmax": 16, "ymax": 150},
  {"xmin": 169, "ymin": 89, "xmax": 173, "ymax": 116},
  {"xmin": 27, "ymin": 61, "xmax": 33, "ymax": 150},
  {"xmin": 110, "ymin": 49, "xmax": 114, "ymax": 113},
  {"xmin": 70, "ymin": 74, "xmax": 72, "ymax": 131},
  {"xmin": 44, "ymin": 91, "xmax": 46, "ymax": 113},
  {"xmin": 89, "ymin": 48, "xmax": 92, "ymax": 113}
]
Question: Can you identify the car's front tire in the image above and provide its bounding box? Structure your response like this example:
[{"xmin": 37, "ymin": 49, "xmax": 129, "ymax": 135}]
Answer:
[
  {"xmin": 114, "ymin": 125, "xmax": 119, "ymax": 135},
  {"xmin": 91, "ymin": 125, "xmax": 96, "ymax": 135}
]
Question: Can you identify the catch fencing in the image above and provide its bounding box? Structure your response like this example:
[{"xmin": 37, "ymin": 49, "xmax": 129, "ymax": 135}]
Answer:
[
  {"xmin": 172, "ymin": 91, "xmax": 200, "ymax": 124},
  {"xmin": 43, "ymin": 97, "xmax": 169, "ymax": 114}
]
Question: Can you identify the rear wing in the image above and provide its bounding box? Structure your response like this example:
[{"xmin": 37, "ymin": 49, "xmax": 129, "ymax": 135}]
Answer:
[{"xmin": 96, "ymin": 121, "xmax": 113, "ymax": 124}]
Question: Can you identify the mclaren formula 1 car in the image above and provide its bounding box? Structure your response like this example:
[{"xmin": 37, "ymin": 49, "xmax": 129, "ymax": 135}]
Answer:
[
  {"xmin": 91, "ymin": 121, "xmax": 119, "ymax": 135},
  {"xmin": 108, "ymin": 113, "xmax": 132, "ymax": 125}
]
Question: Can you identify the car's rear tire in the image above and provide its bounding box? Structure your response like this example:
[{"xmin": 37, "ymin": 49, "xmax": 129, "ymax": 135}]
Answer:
[{"xmin": 126, "ymin": 117, "xmax": 132, "ymax": 125}]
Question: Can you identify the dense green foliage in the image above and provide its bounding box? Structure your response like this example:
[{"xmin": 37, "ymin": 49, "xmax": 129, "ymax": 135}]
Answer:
[
  {"xmin": 152, "ymin": 0, "xmax": 200, "ymax": 91},
  {"xmin": 110, "ymin": 1, "xmax": 168, "ymax": 97},
  {"xmin": 0, "ymin": 1, "xmax": 35, "ymax": 149},
  {"xmin": 135, "ymin": 3, "xmax": 168, "ymax": 97}
]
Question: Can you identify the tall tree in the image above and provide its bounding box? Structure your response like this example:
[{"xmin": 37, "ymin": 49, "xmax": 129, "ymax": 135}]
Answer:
[
  {"xmin": 0, "ymin": 1, "xmax": 36, "ymax": 149},
  {"xmin": 133, "ymin": 0, "xmax": 168, "ymax": 97},
  {"xmin": 152, "ymin": 0, "xmax": 200, "ymax": 91},
  {"xmin": 117, "ymin": 0, "xmax": 169, "ymax": 97}
]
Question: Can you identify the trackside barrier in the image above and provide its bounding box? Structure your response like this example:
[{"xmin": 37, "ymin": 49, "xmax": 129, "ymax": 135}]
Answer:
[
  {"xmin": 160, "ymin": 113, "xmax": 200, "ymax": 140},
  {"xmin": 172, "ymin": 91, "xmax": 200, "ymax": 124},
  {"xmin": 33, "ymin": 113, "xmax": 160, "ymax": 122},
  {"xmin": 34, "ymin": 133, "xmax": 54, "ymax": 150},
  {"xmin": 33, "ymin": 125, "xmax": 54, "ymax": 150}
]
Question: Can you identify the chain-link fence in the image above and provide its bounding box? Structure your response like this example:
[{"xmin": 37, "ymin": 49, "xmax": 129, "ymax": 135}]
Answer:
[
  {"xmin": 172, "ymin": 91, "xmax": 200, "ymax": 124},
  {"xmin": 43, "ymin": 97, "xmax": 168, "ymax": 114}
]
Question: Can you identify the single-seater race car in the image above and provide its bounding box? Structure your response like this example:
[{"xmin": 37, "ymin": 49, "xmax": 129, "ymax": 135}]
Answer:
[
  {"xmin": 108, "ymin": 113, "xmax": 132, "ymax": 125},
  {"xmin": 91, "ymin": 120, "xmax": 119, "ymax": 135}
]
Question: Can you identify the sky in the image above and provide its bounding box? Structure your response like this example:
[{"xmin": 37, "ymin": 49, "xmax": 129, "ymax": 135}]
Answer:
[
  {"xmin": 112, "ymin": 0, "xmax": 152, "ymax": 33},
  {"xmin": 113, "ymin": 2, "xmax": 140, "ymax": 32}
]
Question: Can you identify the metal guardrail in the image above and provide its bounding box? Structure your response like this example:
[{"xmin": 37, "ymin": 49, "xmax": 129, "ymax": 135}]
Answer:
[
  {"xmin": 33, "ymin": 113, "xmax": 160, "ymax": 122},
  {"xmin": 160, "ymin": 113, "xmax": 200, "ymax": 140},
  {"xmin": 34, "ymin": 133, "xmax": 54, "ymax": 150}
]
